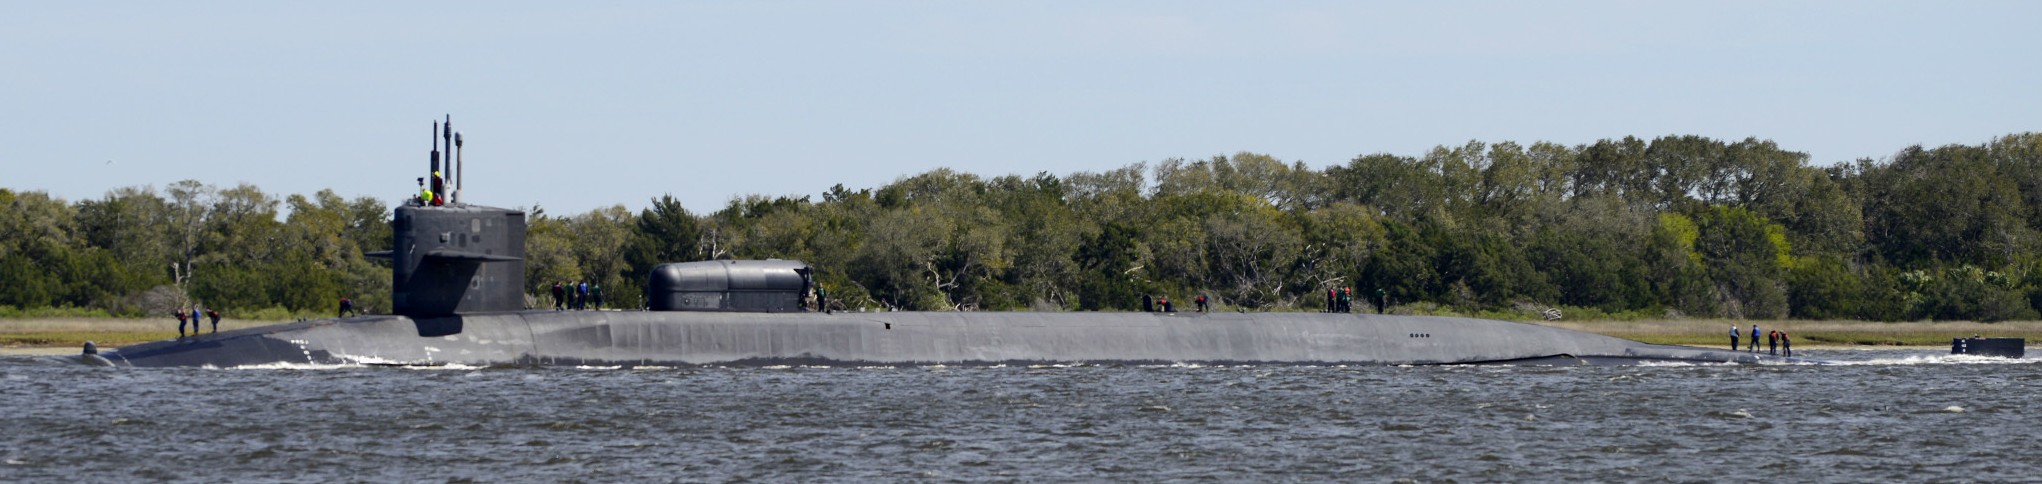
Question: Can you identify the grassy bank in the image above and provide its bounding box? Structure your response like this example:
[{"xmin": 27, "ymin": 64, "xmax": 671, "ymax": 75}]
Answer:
[
  {"xmin": 6, "ymin": 316, "xmax": 2039, "ymax": 350},
  {"xmin": 0, "ymin": 318, "xmax": 286, "ymax": 348}
]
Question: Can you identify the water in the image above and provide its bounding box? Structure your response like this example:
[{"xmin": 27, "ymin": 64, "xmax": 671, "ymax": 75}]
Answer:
[{"xmin": 3, "ymin": 350, "xmax": 2037, "ymax": 482}]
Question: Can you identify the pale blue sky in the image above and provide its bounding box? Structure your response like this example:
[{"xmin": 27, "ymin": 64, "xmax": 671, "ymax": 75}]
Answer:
[{"xmin": 4, "ymin": 1, "xmax": 2037, "ymax": 215}]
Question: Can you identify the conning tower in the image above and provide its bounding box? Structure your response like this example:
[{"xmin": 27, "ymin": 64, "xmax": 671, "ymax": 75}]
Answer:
[
  {"xmin": 378, "ymin": 116, "xmax": 527, "ymax": 317},
  {"xmin": 389, "ymin": 205, "xmax": 526, "ymax": 316}
]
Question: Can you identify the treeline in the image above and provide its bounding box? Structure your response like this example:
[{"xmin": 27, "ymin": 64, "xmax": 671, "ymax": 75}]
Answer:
[
  {"xmin": 0, "ymin": 182, "xmax": 391, "ymax": 318},
  {"xmin": 6, "ymin": 133, "xmax": 2042, "ymax": 321}
]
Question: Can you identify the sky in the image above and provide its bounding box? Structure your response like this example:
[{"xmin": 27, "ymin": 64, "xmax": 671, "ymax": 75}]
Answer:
[{"xmin": 3, "ymin": 1, "xmax": 2037, "ymax": 216}]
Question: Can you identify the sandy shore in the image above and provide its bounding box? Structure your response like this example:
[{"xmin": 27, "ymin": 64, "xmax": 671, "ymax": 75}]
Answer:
[{"xmin": 1, "ymin": 347, "xmax": 79, "ymax": 356}]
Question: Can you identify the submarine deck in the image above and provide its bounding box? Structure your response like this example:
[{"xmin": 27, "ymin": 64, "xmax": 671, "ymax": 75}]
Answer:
[{"xmin": 97, "ymin": 310, "xmax": 1798, "ymax": 368}]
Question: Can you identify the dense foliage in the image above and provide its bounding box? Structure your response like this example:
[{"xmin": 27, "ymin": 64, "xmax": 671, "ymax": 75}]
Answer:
[{"xmin": 6, "ymin": 133, "xmax": 2041, "ymax": 321}]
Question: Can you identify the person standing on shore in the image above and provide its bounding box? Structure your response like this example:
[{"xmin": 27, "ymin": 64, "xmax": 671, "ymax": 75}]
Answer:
[
  {"xmin": 1729, "ymin": 325, "xmax": 1740, "ymax": 351},
  {"xmin": 1750, "ymin": 324, "xmax": 1761, "ymax": 353}
]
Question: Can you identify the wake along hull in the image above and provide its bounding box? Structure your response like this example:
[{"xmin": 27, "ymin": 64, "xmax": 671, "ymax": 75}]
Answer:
[{"xmin": 98, "ymin": 311, "xmax": 1791, "ymax": 367}]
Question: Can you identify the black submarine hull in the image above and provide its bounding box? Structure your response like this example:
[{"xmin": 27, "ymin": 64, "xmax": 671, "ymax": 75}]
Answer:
[
  {"xmin": 99, "ymin": 311, "xmax": 1788, "ymax": 368},
  {"xmin": 96, "ymin": 125, "xmax": 1801, "ymax": 368}
]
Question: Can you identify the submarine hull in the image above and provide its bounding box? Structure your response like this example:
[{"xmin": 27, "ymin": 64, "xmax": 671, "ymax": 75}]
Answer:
[{"xmin": 100, "ymin": 311, "xmax": 1783, "ymax": 368}]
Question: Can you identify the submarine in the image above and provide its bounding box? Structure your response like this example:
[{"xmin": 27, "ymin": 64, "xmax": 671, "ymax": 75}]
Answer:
[{"xmin": 93, "ymin": 120, "xmax": 1804, "ymax": 368}]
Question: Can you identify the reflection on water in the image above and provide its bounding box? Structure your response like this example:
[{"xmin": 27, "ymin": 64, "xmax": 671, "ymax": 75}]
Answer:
[{"xmin": 2, "ymin": 349, "xmax": 2035, "ymax": 481}]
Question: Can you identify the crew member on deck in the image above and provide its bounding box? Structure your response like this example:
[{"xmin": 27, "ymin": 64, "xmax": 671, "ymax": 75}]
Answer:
[
  {"xmin": 430, "ymin": 171, "xmax": 446, "ymax": 206},
  {"xmin": 552, "ymin": 282, "xmax": 565, "ymax": 310},
  {"xmin": 206, "ymin": 308, "xmax": 221, "ymax": 334},
  {"xmin": 1780, "ymin": 331, "xmax": 1792, "ymax": 357},
  {"xmin": 1750, "ymin": 325, "xmax": 1761, "ymax": 353},
  {"xmin": 339, "ymin": 297, "xmax": 357, "ymax": 318},
  {"xmin": 1768, "ymin": 330, "xmax": 1779, "ymax": 356},
  {"xmin": 1142, "ymin": 294, "xmax": 1154, "ymax": 312},
  {"xmin": 1729, "ymin": 325, "xmax": 1740, "ymax": 351},
  {"xmin": 1196, "ymin": 294, "xmax": 1208, "ymax": 313},
  {"xmin": 175, "ymin": 309, "xmax": 189, "ymax": 338}
]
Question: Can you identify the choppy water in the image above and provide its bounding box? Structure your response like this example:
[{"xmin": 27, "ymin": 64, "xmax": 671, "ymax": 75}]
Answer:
[{"xmin": 2, "ymin": 350, "xmax": 2037, "ymax": 482}]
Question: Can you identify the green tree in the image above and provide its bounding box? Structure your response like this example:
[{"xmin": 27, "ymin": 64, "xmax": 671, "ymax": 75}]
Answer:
[{"xmin": 1692, "ymin": 206, "xmax": 1791, "ymax": 318}]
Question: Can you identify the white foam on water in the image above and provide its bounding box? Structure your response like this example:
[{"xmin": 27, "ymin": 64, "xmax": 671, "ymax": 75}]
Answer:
[
  {"xmin": 225, "ymin": 362, "xmax": 364, "ymax": 370},
  {"xmin": 1829, "ymin": 354, "xmax": 2034, "ymax": 366},
  {"xmin": 1028, "ymin": 363, "xmax": 1084, "ymax": 369},
  {"xmin": 1635, "ymin": 360, "xmax": 1740, "ymax": 367},
  {"xmin": 217, "ymin": 352, "xmax": 495, "ymax": 370}
]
